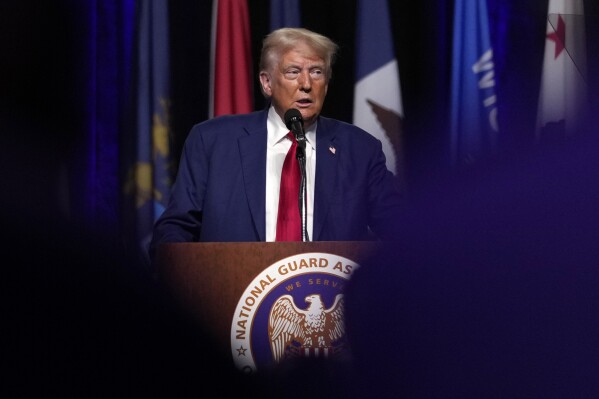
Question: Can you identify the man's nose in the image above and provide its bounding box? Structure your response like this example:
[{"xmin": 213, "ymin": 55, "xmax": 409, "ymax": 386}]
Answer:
[{"xmin": 298, "ymin": 71, "xmax": 312, "ymax": 91}]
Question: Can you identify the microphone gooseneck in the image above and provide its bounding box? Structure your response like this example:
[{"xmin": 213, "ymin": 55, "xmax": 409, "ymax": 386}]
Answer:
[{"xmin": 283, "ymin": 108, "xmax": 309, "ymax": 242}]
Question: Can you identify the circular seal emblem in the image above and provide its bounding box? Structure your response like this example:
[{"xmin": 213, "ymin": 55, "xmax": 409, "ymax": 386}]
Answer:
[{"xmin": 230, "ymin": 252, "xmax": 360, "ymax": 374}]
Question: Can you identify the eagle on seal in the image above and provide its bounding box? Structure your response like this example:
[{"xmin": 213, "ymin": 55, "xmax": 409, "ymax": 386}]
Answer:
[{"xmin": 268, "ymin": 293, "xmax": 345, "ymax": 363}]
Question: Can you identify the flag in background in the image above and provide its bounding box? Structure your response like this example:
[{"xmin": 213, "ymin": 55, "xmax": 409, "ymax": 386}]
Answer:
[
  {"xmin": 450, "ymin": 0, "xmax": 498, "ymax": 167},
  {"xmin": 270, "ymin": 0, "xmax": 301, "ymax": 30},
  {"xmin": 536, "ymin": 0, "xmax": 587, "ymax": 141},
  {"xmin": 209, "ymin": 0, "xmax": 253, "ymax": 117},
  {"xmin": 353, "ymin": 0, "xmax": 404, "ymax": 182},
  {"xmin": 124, "ymin": 0, "xmax": 172, "ymax": 264}
]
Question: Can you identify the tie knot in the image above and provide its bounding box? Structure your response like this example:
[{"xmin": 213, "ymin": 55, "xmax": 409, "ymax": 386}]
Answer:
[{"xmin": 287, "ymin": 131, "xmax": 296, "ymax": 143}]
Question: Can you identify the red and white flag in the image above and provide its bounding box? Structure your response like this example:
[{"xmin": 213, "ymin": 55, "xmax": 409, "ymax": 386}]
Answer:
[
  {"xmin": 536, "ymin": 0, "xmax": 588, "ymax": 140},
  {"xmin": 209, "ymin": 0, "xmax": 253, "ymax": 117}
]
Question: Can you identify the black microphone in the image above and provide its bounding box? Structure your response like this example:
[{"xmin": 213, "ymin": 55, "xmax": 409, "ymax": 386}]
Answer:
[{"xmin": 284, "ymin": 108, "xmax": 306, "ymax": 155}]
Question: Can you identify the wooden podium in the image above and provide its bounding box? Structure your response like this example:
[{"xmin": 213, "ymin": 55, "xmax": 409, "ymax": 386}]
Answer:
[{"xmin": 155, "ymin": 241, "xmax": 382, "ymax": 370}]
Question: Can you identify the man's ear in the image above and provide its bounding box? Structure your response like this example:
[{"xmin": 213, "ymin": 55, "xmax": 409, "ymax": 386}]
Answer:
[{"xmin": 259, "ymin": 72, "xmax": 272, "ymax": 96}]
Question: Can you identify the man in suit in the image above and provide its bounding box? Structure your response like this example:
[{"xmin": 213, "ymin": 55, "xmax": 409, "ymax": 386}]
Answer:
[{"xmin": 150, "ymin": 28, "xmax": 402, "ymax": 256}]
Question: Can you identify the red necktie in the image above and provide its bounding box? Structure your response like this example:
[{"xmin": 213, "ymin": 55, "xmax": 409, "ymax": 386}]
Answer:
[{"xmin": 276, "ymin": 132, "xmax": 301, "ymax": 241}]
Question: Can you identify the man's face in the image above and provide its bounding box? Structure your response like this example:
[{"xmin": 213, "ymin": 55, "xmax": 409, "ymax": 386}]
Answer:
[{"xmin": 259, "ymin": 41, "xmax": 329, "ymax": 128}]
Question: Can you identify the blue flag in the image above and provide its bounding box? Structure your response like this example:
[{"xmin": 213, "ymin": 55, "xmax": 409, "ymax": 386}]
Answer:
[
  {"xmin": 353, "ymin": 0, "xmax": 404, "ymax": 181},
  {"xmin": 125, "ymin": 0, "xmax": 172, "ymax": 264},
  {"xmin": 270, "ymin": 0, "xmax": 301, "ymax": 30},
  {"xmin": 450, "ymin": 0, "xmax": 498, "ymax": 166}
]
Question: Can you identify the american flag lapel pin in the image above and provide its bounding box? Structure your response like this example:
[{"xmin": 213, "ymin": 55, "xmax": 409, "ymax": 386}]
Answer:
[{"xmin": 329, "ymin": 146, "xmax": 336, "ymax": 155}]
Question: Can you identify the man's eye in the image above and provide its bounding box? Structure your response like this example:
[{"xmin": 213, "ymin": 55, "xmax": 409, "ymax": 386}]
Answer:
[{"xmin": 284, "ymin": 70, "xmax": 299, "ymax": 78}]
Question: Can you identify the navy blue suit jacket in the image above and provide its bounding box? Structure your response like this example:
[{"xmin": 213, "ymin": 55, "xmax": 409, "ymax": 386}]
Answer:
[{"xmin": 150, "ymin": 109, "xmax": 402, "ymax": 252}]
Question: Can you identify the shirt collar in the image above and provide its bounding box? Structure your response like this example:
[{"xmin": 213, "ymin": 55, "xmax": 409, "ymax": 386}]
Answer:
[{"xmin": 267, "ymin": 105, "xmax": 316, "ymax": 148}]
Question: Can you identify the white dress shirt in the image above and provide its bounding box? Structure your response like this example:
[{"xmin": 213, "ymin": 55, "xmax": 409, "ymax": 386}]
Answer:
[{"xmin": 265, "ymin": 106, "xmax": 316, "ymax": 241}]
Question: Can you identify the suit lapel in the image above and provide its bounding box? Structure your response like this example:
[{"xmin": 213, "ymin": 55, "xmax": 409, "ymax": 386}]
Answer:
[
  {"xmin": 313, "ymin": 118, "xmax": 339, "ymax": 240},
  {"xmin": 239, "ymin": 111, "xmax": 268, "ymax": 241}
]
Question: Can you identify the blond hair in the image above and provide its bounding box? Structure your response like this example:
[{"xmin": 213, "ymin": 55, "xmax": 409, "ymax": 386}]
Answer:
[{"xmin": 259, "ymin": 28, "xmax": 339, "ymax": 82}]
